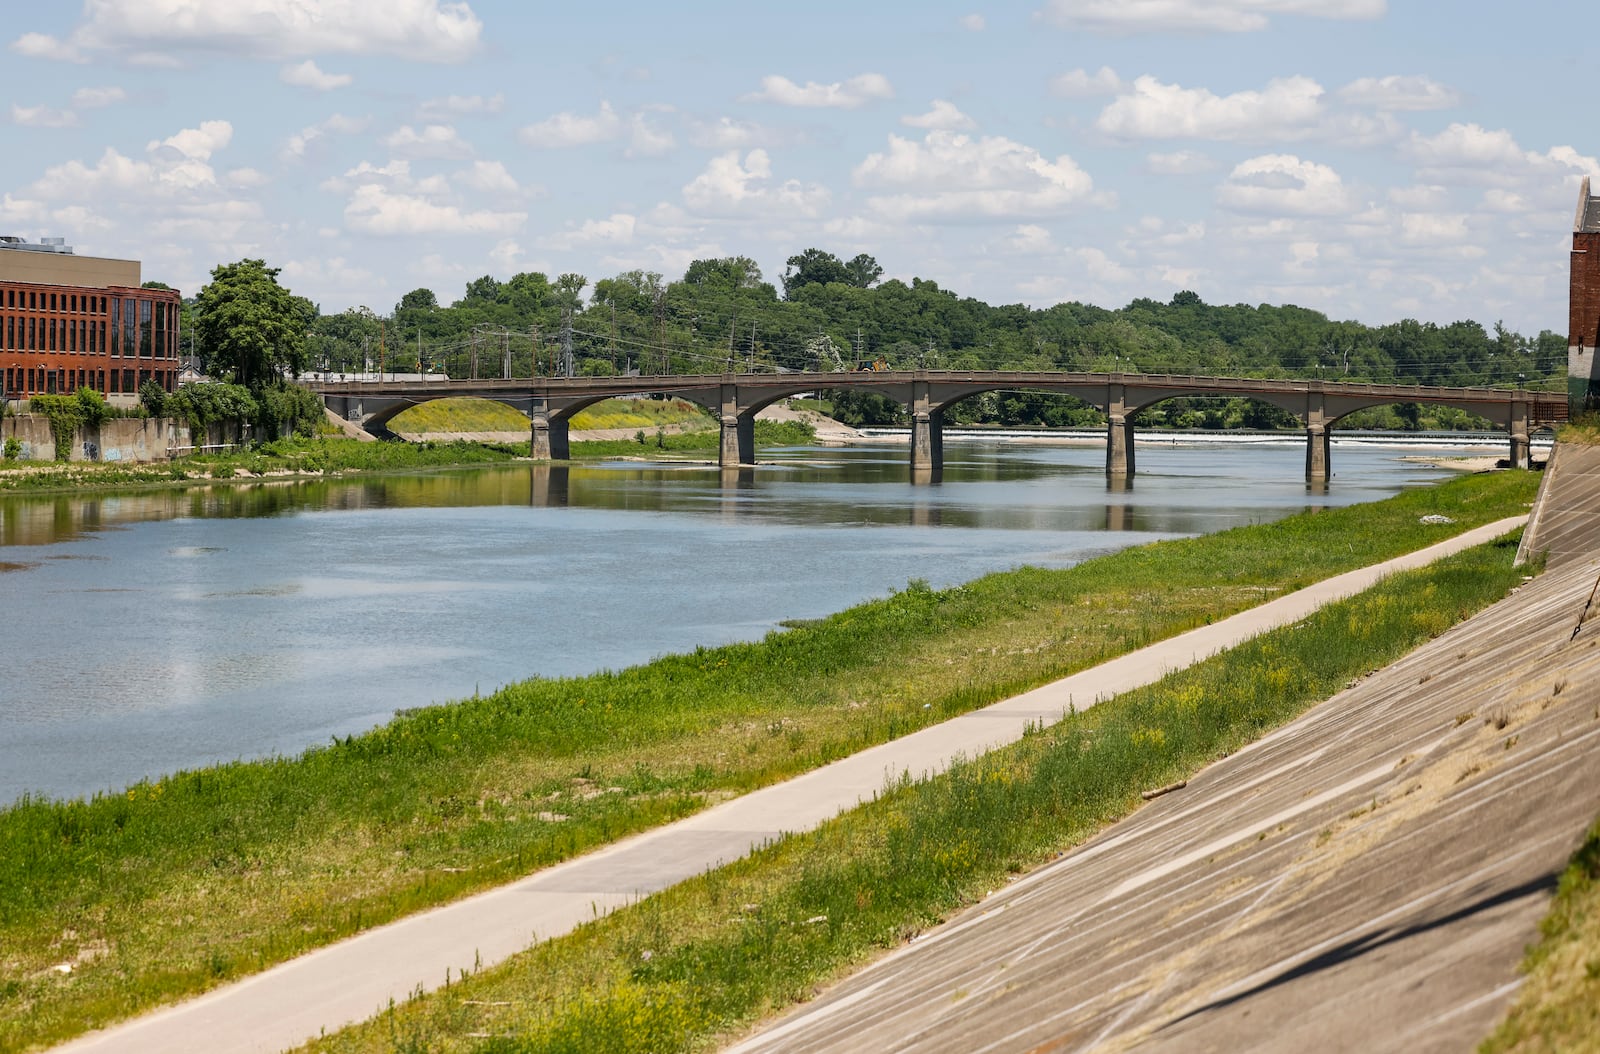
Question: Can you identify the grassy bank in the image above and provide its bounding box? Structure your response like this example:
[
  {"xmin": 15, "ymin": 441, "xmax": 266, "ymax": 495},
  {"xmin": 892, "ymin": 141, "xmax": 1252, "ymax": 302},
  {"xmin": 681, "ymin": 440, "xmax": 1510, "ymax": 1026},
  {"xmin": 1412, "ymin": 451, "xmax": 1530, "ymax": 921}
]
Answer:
[
  {"xmin": 570, "ymin": 419, "xmax": 813, "ymax": 458},
  {"xmin": 1480, "ymin": 816, "xmax": 1600, "ymax": 1054},
  {"xmin": 0, "ymin": 437, "xmax": 527, "ymax": 493},
  {"xmin": 0, "ymin": 471, "xmax": 1537, "ymax": 1050},
  {"xmin": 385, "ymin": 397, "xmax": 711, "ymax": 435},
  {"xmin": 0, "ymin": 418, "xmax": 813, "ymax": 496},
  {"xmin": 300, "ymin": 536, "xmax": 1531, "ymax": 1052}
]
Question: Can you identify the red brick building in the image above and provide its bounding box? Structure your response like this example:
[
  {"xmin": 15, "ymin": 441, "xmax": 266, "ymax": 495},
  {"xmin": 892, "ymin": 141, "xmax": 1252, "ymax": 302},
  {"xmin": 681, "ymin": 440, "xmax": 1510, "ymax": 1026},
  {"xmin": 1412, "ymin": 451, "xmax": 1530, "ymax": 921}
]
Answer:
[
  {"xmin": 1572, "ymin": 177, "xmax": 1600, "ymax": 414},
  {"xmin": 0, "ymin": 237, "xmax": 181, "ymax": 406}
]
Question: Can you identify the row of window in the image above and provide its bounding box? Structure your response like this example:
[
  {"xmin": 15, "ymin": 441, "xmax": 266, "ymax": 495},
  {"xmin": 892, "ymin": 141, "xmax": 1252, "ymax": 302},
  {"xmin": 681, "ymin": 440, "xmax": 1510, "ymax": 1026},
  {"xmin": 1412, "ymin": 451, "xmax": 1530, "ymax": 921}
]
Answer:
[
  {"xmin": 0, "ymin": 305, "xmax": 177, "ymax": 356},
  {"xmin": 3, "ymin": 365, "xmax": 174, "ymax": 398},
  {"xmin": 3, "ymin": 288, "xmax": 115, "ymax": 314}
]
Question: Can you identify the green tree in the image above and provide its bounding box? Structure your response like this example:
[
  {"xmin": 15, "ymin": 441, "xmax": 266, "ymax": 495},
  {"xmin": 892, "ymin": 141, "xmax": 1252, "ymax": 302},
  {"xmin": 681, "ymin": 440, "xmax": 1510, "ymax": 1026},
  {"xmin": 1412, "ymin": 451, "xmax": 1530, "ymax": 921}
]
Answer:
[
  {"xmin": 194, "ymin": 259, "xmax": 309, "ymax": 388},
  {"xmin": 844, "ymin": 253, "xmax": 883, "ymax": 289},
  {"xmin": 782, "ymin": 249, "xmax": 851, "ymax": 298},
  {"xmin": 683, "ymin": 256, "xmax": 767, "ymax": 291}
]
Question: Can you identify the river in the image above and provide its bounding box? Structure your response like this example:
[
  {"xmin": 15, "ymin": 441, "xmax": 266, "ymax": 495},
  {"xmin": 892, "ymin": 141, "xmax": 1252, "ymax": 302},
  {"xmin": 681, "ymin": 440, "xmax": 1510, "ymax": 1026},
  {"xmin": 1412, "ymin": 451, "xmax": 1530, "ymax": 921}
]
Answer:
[{"xmin": 0, "ymin": 434, "xmax": 1512, "ymax": 805}]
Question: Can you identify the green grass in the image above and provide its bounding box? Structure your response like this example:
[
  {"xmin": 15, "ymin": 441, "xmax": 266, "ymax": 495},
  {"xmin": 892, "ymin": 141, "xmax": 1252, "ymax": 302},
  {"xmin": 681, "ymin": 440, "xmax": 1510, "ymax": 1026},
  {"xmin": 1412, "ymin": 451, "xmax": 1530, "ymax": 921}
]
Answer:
[
  {"xmin": 569, "ymin": 419, "xmax": 815, "ymax": 458},
  {"xmin": 383, "ymin": 397, "xmax": 714, "ymax": 436},
  {"xmin": 0, "ymin": 437, "xmax": 528, "ymax": 494},
  {"xmin": 0, "ymin": 470, "xmax": 1538, "ymax": 1051},
  {"xmin": 298, "ymin": 537, "xmax": 1531, "ymax": 1053},
  {"xmin": 388, "ymin": 397, "xmax": 537, "ymax": 434},
  {"xmin": 1479, "ymin": 815, "xmax": 1600, "ymax": 1054}
]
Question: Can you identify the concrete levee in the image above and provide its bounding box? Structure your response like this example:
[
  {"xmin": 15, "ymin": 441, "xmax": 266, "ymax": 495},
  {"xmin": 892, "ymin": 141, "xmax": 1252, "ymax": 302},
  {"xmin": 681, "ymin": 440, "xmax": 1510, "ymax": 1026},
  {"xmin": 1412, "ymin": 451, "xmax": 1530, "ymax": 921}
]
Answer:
[
  {"xmin": 1516, "ymin": 440, "xmax": 1600, "ymax": 569},
  {"xmin": 1, "ymin": 414, "xmax": 192, "ymax": 462}
]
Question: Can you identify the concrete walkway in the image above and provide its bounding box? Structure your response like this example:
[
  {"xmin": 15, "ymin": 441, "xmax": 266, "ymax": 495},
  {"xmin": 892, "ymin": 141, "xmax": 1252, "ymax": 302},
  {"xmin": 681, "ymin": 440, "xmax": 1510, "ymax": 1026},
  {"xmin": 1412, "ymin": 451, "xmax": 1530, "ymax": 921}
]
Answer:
[{"xmin": 52, "ymin": 516, "xmax": 1528, "ymax": 1054}]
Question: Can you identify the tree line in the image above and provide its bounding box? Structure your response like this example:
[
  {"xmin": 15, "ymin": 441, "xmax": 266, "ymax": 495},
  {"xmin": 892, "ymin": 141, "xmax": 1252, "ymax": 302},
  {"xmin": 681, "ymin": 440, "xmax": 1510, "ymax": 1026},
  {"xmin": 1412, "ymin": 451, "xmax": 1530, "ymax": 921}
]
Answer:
[{"xmin": 185, "ymin": 249, "xmax": 1569, "ymax": 432}]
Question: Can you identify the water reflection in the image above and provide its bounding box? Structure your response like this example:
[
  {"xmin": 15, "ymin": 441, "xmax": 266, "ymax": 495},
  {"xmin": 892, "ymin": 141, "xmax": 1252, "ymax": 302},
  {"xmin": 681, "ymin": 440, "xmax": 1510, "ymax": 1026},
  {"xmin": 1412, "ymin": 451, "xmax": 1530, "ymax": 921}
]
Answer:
[{"xmin": 1, "ymin": 437, "xmax": 1494, "ymax": 804}]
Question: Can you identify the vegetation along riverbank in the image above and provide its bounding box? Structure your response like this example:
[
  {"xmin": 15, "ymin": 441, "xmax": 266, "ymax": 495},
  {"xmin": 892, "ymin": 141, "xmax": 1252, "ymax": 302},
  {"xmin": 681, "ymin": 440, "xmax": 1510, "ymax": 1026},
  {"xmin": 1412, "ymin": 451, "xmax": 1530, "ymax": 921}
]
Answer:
[
  {"xmin": 300, "ymin": 535, "xmax": 1533, "ymax": 1053},
  {"xmin": 0, "ymin": 469, "xmax": 1538, "ymax": 1050}
]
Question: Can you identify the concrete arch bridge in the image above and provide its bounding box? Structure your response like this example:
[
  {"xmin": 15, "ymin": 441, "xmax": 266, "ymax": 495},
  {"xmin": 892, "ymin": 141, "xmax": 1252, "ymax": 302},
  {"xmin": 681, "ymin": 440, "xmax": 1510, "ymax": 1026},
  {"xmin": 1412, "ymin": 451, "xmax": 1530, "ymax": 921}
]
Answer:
[{"xmin": 308, "ymin": 371, "xmax": 1567, "ymax": 483}]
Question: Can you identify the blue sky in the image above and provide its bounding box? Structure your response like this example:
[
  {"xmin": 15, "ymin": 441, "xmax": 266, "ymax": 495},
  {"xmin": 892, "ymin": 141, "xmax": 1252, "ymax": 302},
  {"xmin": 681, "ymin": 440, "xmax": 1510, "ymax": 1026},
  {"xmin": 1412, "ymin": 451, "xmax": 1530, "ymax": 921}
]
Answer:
[{"xmin": 2, "ymin": 1, "xmax": 1592, "ymax": 336}]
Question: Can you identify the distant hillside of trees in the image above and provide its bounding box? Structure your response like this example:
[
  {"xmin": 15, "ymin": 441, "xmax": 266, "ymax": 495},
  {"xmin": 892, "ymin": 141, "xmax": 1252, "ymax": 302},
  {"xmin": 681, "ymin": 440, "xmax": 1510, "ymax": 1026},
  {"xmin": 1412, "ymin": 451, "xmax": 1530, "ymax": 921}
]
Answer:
[{"xmin": 295, "ymin": 248, "xmax": 1567, "ymax": 431}]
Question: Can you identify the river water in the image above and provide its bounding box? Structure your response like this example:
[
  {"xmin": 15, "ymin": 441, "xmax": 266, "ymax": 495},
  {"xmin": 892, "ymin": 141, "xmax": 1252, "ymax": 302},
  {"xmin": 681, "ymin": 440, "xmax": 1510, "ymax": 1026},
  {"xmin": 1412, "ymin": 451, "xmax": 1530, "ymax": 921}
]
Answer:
[{"xmin": 0, "ymin": 435, "xmax": 1509, "ymax": 805}]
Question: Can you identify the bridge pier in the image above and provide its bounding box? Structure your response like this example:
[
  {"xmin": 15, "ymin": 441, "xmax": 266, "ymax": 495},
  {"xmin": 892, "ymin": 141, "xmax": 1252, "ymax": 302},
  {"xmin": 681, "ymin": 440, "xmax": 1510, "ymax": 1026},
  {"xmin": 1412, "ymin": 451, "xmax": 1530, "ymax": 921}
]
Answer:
[
  {"xmin": 1509, "ymin": 398, "xmax": 1531, "ymax": 469},
  {"xmin": 910, "ymin": 410, "xmax": 943, "ymax": 474},
  {"xmin": 1106, "ymin": 416, "xmax": 1135, "ymax": 478},
  {"xmin": 1105, "ymin": 381, "xmax": 1134, "ymax": 480},
  {"xmin": 1304, "ymin": 386, "xmax": 1330, "ymax": 484},
  {"xmin": 716, "ymin": 382, "xmax": 756, "ymax": 467},
  {"xmin": 1306, "ymin": 426, "xmax": 1330, "ymax": 483},
  {"xmin": 909, "ymin": 379, "xmax": 944, "ymax": 477},
  {"xmin": 531, "ymin": 406, "xmax": 569, "ymax": 460}
]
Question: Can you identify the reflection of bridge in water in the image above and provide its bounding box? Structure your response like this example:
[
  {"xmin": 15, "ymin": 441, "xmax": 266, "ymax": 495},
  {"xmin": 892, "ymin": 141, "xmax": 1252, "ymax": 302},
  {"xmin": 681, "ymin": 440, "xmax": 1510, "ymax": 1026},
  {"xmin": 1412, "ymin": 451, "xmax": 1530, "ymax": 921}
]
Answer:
[{"xmin": 308, "ymin": 371, "xmax": 1568, "ymax": 484}]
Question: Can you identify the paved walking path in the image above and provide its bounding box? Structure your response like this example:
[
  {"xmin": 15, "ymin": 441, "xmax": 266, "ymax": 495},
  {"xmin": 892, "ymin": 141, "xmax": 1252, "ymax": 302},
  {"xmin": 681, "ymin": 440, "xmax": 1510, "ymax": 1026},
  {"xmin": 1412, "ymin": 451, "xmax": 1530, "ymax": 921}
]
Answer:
[{"xmin": 53, "ymin": 516, "xmax": 1528, "ymax": 1054}]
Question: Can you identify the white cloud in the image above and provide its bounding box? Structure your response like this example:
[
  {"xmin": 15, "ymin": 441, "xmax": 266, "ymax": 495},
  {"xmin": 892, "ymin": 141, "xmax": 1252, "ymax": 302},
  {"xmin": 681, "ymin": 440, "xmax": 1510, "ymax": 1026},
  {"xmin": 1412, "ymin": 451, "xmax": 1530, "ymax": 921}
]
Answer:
[
  {"xmin": 383, "ymin": 123, "xmax": 473, "ymax": 159},
  {"xmin": 1399, "ymin": 212, "xmax": 1468, "ymax": 245},
  {"xmin": 1036, "ymin": 0, "xmax": 1386, "ymax": 34},
  {"xmin": 280, "ymin": 59, "xmax": 353, "ymax": 91},
  {"xmin": 488, "ymin": 239, "xmax": 524, "ymax": 273},
  {"xmin": 543, "ymin": 213, "xmax": 637, "ymax": 251},
  {"xmin": 417, "ymin": 93, "xmax": 505, "ymax": 120},
  {"xmin": 902, "ymin": 100, "xmax": 976, "ymax": 131},
  {"xmin": 1216, "ymin": 153, "xmax": 1356, "ymax": 216},
  {"xmin": 343, "ymin": 184, "xmax": 525, "ymax": 236},
  {"xmin": 12, "ymin": 0, "xmax": 482, "ymax": 64},
  {"xmin": 71, "ymin": 86, "xmax": 127, "ymax": 109},
  {"xmin": 1147, "ymin": 150, "xmax": 1217, "ymax": 174},
  {"xmin": 1409, "ymin": 123, "xmax": 1600, "ymax": 186},
  {"xmin": 453, "ymin": 160, "xmax": 520, "ymax": 195},
  {"xmin": 10, "ymin": 104, "xmax": 78, "ymax": 128},
  {"xmin": 682, "ymin": 149, "xmax": 830, "ymax": 218},
  {"xmin": 681, "ymin": 117, "xmax": 800, "ymax": 150},
  {"xmin": 1005, "ymin": 224, "xmax": 1055, "ymax": 253},
  {"xmin": 9, "ymin": 122, "xmax": 264, "ymax": 263},
  {"xmin": 283, "ymin": 113, "xmax": 371, "ymax": 159},
  {"xmin": 224, "ymin": 167, "xmax": 270, "ymax": 188},
  {"xmin": 151, "ymin": 120, "xmax": 233, "ymax": 161},
  {"xmin": 1337, "ymin": 75, "xmax": 1459, "ymax": 111},
  {"xmin": 320, "ymin": 159, "xmax": 447, "ymax": 196},
  {"xmin": 744, "ymin": 73, "xmax": 893, "ymax": 109},
  {"xmin": 520, "ymin": 102, "xmax": 622, "ymax": 148},
  {"xmin": 1096, "ymin": 75, "xmax": 1323, "ymax": 141},
  {"xmin": 854, "ymin": 130, "xmax": 1098, "ymax": 221},
  {"xmin": 627, "ymin": 114, "xmax": 676, "ymax": 158},
  {"xmin": 960, "ymin": 13, "xmax": 987, "ymax": 30},
  {"xmin": 516, "ymin": 102, "xmax": 672, "ymax": 156},
  {"xmin": 1050, "ymin": 66, "xmax": 1124, "ymax": 98}
]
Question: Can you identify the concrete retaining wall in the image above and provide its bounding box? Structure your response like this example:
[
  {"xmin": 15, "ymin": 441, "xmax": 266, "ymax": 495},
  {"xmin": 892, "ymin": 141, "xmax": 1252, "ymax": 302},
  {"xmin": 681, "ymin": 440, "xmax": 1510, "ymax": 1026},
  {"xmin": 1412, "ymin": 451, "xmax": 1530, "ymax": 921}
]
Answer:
[{"xmin": 1, "ymin": 414, "xmax": 194, "ymax": 463}]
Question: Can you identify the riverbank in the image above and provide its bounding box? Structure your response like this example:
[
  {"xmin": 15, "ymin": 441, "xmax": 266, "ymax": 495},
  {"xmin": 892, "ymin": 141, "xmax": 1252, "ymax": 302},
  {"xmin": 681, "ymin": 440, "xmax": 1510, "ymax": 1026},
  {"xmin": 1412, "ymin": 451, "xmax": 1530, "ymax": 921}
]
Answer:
[{"xmin": 0, "ymin": 471, "xmax": 1539, "ymax": 1052}]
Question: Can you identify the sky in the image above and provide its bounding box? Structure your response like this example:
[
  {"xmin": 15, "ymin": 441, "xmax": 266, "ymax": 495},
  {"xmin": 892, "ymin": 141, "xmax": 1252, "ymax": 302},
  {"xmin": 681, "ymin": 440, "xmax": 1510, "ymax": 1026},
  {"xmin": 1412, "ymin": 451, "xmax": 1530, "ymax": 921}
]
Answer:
[{"xmin": 1, "ymin": 0, "xmax": 1593, "ymax": 337}]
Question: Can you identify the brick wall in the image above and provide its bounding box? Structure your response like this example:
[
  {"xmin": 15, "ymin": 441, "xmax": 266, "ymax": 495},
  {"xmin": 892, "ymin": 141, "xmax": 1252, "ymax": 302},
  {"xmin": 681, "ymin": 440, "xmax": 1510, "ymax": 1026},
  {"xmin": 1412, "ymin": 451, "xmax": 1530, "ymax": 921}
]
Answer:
[{"xmin": 1573, "ymin": 231, "xmax": 1600, "ymax": 350}]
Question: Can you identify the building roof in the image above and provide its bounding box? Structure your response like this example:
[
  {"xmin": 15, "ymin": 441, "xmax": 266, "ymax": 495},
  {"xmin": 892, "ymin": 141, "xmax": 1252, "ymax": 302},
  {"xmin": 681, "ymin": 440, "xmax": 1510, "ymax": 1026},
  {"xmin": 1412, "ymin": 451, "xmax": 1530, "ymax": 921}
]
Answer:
[{"xmin": 1578, "ymin": 177, "xmax": 1600, "ymax": 234}]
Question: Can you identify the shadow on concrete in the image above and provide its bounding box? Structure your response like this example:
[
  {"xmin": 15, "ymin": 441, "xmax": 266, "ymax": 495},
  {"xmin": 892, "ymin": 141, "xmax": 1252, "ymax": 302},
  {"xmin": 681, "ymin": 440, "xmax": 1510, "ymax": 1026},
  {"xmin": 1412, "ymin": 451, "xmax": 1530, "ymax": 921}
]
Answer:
[{"xmin": 1158, "ymin": 870, "xmax": 1560, "ymax": 1032}]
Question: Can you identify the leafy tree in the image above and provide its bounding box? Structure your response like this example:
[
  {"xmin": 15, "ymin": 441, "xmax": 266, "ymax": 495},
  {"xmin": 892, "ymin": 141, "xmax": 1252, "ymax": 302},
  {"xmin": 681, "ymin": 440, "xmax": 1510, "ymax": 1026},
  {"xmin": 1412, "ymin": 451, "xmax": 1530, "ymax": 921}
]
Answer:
[
  {"xmin": 457, "ymin": 275, "xmax": 502, "ymax": 306},
  {"xmin": 844, "ymin": 253, "xmax": 883, "ymax": 289},
  {"xmin": 397, "ymin": 288, "xmax": 438, "ymax": 313},
  {"xmin": 781, "ymin": 249, "xmax": 852, "ymax": 298},
  {"xmin": 194, "ymin": 259, "xmax": 309, "ymax": 388},
  {"xmin": 683, "ymin": 256, "xmax": 766, "ymax": 291}
]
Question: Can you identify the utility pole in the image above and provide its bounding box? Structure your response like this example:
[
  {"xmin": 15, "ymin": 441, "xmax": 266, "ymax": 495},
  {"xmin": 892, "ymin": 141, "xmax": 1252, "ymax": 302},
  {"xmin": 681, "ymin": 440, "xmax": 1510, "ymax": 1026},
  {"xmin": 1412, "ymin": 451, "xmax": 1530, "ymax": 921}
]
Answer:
[
  {"xmin": 503, "ymin": 329, "xmax": 511, "ymax": 379},
  {"xmin": 654, "ymin": 289, "xmax": 666, "ymax": 376},
  {"xmin": 748, "ymin": 321, "xmax": 757, "ymax": 373},
  {"xmin": 727, "ymin": 318, "xmax": 737, "ymax": 373},
  {"xmin": 529, "ymin": 326, "xmax": 538, "ymax": 378},
  {"xmin": 560, "ymin": 310, "xmax": 574, "ymax": 378}
]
